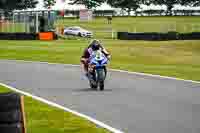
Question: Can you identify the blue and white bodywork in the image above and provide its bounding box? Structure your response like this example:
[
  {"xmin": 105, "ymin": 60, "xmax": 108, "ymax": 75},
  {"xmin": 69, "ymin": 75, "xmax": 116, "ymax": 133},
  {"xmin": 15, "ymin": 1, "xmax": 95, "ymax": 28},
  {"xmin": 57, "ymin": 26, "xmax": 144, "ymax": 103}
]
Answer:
[
  {"xmin": 88, "ymin": 50, "xmax": 109, "ymax": 91},
  {"xmin": 89, "ymin": 50, "xmax": 108, "ymax": 69}
]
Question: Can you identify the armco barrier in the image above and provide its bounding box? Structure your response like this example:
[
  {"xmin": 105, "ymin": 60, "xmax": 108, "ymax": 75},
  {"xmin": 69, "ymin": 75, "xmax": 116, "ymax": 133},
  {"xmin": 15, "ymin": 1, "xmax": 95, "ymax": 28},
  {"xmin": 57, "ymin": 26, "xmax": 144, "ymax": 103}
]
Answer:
[
  {"xmin": 117, "ymin": 32, "xmax": 200, "ymax": 40},
  {"xmin": 0, "ymin": 93, "xmax": 26, "ymax": 133}
]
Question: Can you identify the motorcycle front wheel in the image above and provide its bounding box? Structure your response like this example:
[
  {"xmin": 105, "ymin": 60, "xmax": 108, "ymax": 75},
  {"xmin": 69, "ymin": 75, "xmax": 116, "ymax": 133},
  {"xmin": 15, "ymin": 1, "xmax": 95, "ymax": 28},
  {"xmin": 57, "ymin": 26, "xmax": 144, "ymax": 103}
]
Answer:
[{"xmin": 96, "ymin": 68, "xmax": 106, "ymax": 91}]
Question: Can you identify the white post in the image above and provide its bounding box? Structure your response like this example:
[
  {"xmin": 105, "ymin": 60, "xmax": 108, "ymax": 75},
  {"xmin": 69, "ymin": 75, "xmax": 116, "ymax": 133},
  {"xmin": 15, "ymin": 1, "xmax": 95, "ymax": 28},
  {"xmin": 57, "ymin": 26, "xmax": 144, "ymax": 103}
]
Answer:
[
  {"xmin": 183, "ymin": 25, "xmax": 186, "ymax": 33},
  {"xmin": 191, "ymin": 24, "xmax": 194, "ymax": 32},
  {"xmin": 175, "ymin": 23, "xmax": 177, "ymax": 32},
  {"xmin": 6, "ymin": 17, "xmax": 9, "ymax": 32},
  {"xmin": 27, "ymin": 12, "xmax": 30, "ymax": 33},
  {"xmin": 134, "ymin": 27, "xmax": 137, "ymax": 33},
  {"xmin": 112, "ymin": 30, "xmax": 114, "ymax": 39},
  {"xmin": 24, "ymin": 12, "xmax": 26, "ymax": 32},
  {"xmin": 36, "ymin": 12, "xmax": 39, "ymax": 33},
  {"xmin": 12, "ymin": 13, "xmax": 15, "ymax": 33}
]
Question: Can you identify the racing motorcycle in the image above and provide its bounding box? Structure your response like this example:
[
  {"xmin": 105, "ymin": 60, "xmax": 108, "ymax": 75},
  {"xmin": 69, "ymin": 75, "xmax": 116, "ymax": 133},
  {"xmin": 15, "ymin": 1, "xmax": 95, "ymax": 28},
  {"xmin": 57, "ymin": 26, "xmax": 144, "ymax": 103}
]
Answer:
[{"xmin": 87, "ymin": 50, "xmax": 109, "ymax": 91}]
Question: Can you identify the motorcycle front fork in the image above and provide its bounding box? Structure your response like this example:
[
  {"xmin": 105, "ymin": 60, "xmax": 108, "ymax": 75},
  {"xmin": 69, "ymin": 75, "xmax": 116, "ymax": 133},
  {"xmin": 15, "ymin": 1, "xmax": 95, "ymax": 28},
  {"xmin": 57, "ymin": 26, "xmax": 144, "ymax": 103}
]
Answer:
[
  {"xmin": 88, "ymin": 71, "xmax": 96, "ymax": 81},
  {"xmin": 89, "ymin": 65, "xmax": 107, "ymax": 77}
]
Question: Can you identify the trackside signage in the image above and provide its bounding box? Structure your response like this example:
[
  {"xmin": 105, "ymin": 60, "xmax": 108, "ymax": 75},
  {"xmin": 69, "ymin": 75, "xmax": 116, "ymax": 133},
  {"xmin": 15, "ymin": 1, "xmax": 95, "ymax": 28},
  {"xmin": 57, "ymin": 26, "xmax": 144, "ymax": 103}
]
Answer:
[{"xmin": 79, "ymin": 9, "xmax": 93, "ymax": 21}]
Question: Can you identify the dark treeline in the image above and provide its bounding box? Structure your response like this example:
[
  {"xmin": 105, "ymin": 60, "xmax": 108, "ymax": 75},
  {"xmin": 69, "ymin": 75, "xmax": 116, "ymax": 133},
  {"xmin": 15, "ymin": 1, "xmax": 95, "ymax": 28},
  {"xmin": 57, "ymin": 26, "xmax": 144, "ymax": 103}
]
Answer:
[
  {"xmin": 138, "ymin": 9, "xmax": 200, "ymax": 16},
  {"xmin": 69, "ymin": 0, "xmax": 200, "ymax": 16},
  {"xmin": 55, "ymin": 9, "xmax": 200, "ymax": 17},
  {"xmin": 1, "ymin": 0, "xmax": 200, "ymax": 17}
]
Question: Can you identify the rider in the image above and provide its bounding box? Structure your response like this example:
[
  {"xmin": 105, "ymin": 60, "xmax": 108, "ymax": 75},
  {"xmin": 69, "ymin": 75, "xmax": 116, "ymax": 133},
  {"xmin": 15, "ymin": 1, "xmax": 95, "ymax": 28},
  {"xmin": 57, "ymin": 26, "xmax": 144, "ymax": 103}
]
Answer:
[{"xmin": 80, "ymin": 39, "xmax": 111, "ymax": 77}]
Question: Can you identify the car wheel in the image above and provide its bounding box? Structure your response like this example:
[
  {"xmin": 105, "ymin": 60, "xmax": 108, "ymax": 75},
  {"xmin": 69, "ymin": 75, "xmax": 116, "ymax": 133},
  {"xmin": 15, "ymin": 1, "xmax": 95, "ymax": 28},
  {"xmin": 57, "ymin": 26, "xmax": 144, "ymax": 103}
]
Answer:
[{"xmin": 78, "ymin": 32, "xmax": 82, "ymax": 37}]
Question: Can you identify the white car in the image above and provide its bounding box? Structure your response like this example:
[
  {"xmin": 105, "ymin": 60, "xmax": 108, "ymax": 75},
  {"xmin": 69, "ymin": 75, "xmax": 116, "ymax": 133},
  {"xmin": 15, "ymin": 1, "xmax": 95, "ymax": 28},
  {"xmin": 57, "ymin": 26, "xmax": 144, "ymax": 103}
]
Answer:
[{"xmin": 63, "ymin": 26, "xmax": 93, "ymax": 37}]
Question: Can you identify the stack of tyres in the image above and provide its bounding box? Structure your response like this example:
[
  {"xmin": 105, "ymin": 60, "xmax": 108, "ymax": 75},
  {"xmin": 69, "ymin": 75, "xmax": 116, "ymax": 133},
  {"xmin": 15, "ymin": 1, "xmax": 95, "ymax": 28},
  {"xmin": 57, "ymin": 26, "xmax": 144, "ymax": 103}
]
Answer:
[
  {"xmin": 117, "ymin": 32, "xmax": 129, "ymax": 40},
  {"xmin": 0, "ymin": 33, "xmax": 38, "ymax": 40},
  {"xmin": 180, "ymin": 32, "xmax": 200, "ymax": 40},
  {"xmin": 117, "ymin": 32, "xmax": 200, "ymax": 40},
  {"xmin": 0, "ymin": 93, "xmax": 23, "ymax": 133}
]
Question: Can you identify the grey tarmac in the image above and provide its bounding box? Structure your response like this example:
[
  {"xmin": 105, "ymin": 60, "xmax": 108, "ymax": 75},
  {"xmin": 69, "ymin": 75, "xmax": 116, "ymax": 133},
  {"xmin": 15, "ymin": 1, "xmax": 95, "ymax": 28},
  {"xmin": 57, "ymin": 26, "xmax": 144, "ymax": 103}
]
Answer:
[{"xmin": 0, "ymin": 60, "xmax": 199, "ymax": 133}]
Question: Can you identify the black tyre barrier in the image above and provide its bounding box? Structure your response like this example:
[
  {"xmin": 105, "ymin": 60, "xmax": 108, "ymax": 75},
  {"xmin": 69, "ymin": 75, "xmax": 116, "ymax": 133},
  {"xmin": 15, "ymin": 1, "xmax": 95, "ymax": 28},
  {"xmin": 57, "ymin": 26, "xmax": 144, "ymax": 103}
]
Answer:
[
  {"xmin": 0, "ymin": 93, "xmax": 21, "ymax": 112},
  {"xmin": 0, "ymin": 32, "xmax": 58, "ymax": 40},
  {"xmin": 0, "ymin": 93, "xmax": 25, "ymax": 133},
  {"xmin": 166, "ymin": 32, "xmax": 179, "ymax": 40},
  {"xmin": 0, "ymin": 110, "xmax": 22, "ymax": 123},
  {"xmin": 117, "ymin": 32, "xmax": 200, "ymax": 41},
  {"xmin": 0, "ymin": 123, "xmax": 23, "ymax": 133},
  {"xmin": 117, "ymin": 32, "xmax": 129, "ymax": 40},
  {"xmin": 0, "ymin": 33, "xmax": 37, "ymax": 40},
  {"xmin": 179, "ymin": 32, "xmax": 200, "ymax": 40}
]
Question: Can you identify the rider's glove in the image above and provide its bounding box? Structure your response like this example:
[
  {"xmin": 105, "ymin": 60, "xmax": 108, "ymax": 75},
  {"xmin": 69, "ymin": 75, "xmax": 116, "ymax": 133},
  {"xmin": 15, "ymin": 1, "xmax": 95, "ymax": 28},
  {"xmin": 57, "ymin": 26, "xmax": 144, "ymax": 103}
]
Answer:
[{"xmin": 107, "ymin": 55, "xmax": 111, "ymax": 61}]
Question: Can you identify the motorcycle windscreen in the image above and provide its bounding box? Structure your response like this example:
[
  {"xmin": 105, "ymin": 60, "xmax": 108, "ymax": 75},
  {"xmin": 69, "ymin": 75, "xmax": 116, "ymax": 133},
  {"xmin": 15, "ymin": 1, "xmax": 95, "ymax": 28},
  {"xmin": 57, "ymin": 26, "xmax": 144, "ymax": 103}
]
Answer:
[{"xmin": 89, "ymin": 50, "xmax": 108, "ymax": 67}]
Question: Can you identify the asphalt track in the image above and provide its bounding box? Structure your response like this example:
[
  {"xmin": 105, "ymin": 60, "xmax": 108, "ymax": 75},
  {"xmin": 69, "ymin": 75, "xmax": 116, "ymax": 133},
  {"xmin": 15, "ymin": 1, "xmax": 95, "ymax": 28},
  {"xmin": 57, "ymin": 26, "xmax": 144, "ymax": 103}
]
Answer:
[{"xmin": 0, "ymin": 60, "xmax": 199, "ymax": 133}]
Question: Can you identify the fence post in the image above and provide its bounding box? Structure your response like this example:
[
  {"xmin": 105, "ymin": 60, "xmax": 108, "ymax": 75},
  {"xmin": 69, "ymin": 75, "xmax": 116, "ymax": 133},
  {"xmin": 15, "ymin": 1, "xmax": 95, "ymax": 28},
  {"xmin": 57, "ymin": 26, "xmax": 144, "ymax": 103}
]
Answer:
[
  {"xmin": 12, "ymin": 13, "xmax": 15, "ymax": 33},
  {"xmin": 36, "ymin": 12, "xmax": 39, "ymax": 33}
]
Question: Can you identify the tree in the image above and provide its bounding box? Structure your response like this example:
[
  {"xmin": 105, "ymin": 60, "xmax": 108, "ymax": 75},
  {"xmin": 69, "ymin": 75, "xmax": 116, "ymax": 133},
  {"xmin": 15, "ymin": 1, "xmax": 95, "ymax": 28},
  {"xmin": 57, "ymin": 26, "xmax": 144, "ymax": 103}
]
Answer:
[
  {"xmin": 0, "ymin": 0, "xmax": 38, "ymax": 10},
  {"xmin": 142, "ymin": 9, "xmax": 165, "ymax": 16},
  {"xmin": 189, "ymin": 0, "xmax": 200, "ymax": 6},
  {"xmin": 17, "ymin": 0, "xmax": 38, "ymax": 9},
  {"xmin": 107, "ymin": 0, "xmax": 142, "ymax": 16},
  {"xmin": 0, "ymin": 0, "xmax": 20, "ymax": 10},
  {"xmin": 69, "ymin": 0, "xmax": 105, "ymax": 9},
  {"xmin": 43, "ymin": 0, "xmax": 56, "ymax": 9},
  {"xmin": 145, "ymin": 0, "xmax": 195, "ymax": 16}
]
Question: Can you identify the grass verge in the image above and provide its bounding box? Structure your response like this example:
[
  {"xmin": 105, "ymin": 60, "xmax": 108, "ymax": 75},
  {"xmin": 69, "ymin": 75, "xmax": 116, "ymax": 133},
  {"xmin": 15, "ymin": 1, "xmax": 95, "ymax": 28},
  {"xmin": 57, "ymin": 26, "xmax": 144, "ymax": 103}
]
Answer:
[{"xmin": 0, "ymin": 85, "xmax": 110, "ymax": 133}]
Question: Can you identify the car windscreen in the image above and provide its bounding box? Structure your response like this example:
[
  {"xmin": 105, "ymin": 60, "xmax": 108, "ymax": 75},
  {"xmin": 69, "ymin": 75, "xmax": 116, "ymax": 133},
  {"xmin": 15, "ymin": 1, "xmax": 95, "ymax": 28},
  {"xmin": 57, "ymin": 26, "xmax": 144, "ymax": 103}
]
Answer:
[{"xmin": 71, "ymin": 28, "xmax": 81, "ymax": 31}]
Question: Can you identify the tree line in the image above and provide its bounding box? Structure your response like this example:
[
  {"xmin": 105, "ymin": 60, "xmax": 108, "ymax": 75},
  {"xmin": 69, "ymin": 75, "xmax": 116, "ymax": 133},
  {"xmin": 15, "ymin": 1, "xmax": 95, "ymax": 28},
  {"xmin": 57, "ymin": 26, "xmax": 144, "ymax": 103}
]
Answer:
[
  {"xmin": 0, "ymin": 0, "xmax": 200, "ymax": 16},
  {"xmin": 69, "ymin": 0, "xmax": 200, "ymax": 16},
  {"xmin": 0, "ymin": 0, "xmax": 38, "ymax": 10},
  {"xmin": 0, "ymin": 0, "xmax": 57, "ymax": 11},
  {"xmin": 55, "ymin": 9, "xmax": 200, "ymax": 17}
]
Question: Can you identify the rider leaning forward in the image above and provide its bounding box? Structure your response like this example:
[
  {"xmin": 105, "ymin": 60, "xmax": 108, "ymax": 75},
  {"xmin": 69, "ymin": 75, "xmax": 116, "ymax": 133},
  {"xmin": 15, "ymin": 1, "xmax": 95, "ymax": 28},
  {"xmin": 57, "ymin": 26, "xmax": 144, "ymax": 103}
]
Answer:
[{"xmin": 80, "ymin": 39, "xmax": 111, "ymax": 77}]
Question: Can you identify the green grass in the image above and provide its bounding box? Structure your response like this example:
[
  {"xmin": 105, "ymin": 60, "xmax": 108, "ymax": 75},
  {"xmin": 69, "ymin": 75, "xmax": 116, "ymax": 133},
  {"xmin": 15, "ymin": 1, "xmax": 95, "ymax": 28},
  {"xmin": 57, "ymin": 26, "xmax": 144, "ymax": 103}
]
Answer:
[
  {"xmin": 0, "ymin": 40, "xmax": 200, "ymax": 81},
  {"xmin": 56, "ymin": 16, "xmax": 200, "ymax": 38},
  {"xmin": 0, "ymin": 23, "xmax": 26, "ymax": 32},
  {"xmin": 0, "ymin": 85, "xmax": 110, "ymax": 133}
]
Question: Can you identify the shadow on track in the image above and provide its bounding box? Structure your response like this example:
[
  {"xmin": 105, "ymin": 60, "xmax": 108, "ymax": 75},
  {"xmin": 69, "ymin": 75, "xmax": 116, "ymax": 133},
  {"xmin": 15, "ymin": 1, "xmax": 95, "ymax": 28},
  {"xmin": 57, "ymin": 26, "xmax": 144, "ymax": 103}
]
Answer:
[{"xmin": 74, "ymin": 88, "xmax": 113, "ymax": 92}]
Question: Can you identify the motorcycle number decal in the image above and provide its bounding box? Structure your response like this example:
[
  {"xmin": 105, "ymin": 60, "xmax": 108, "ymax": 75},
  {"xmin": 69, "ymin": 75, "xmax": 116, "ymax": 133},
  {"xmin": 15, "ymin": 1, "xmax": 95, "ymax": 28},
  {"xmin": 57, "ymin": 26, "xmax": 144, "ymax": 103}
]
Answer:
[
  {"xmin": 96, "ymin": 52, "xmax": 101, "ymax": 60},
  {"xmin": 93, "ymin": 50, "xmax": 104, "ymax": 61}
]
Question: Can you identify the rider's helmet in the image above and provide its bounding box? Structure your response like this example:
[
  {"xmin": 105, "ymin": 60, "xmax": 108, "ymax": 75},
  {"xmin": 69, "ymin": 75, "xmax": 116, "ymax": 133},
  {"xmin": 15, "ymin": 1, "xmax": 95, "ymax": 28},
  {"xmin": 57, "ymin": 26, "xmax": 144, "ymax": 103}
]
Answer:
[{"xmin": 90, "ymin": 39, "xmax": 101, "ymax": 51}]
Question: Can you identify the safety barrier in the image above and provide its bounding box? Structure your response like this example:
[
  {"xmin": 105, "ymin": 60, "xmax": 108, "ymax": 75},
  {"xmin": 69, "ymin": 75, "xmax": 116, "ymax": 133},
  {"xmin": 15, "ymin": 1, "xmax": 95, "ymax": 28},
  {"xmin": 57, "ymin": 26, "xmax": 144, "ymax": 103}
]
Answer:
[
  {"xmin": 0, "ymin": 93, "xmax": 26, "ymax": 133},
  {"xmin": 0, "ymin": 33, "xmax": 38, "ymax": 40},
  {"xmin": 117, "ymin": 32, "xmax": 200, "ymax": 40},
  {"xmin": 0, "ymin": 32, "xmax": 58, "ymax": 40}
]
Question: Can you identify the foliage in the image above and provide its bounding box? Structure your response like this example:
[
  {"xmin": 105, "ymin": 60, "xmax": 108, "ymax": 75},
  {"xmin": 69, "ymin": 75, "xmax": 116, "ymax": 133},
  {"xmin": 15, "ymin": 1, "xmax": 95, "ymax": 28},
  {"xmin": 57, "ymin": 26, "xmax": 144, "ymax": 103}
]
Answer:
[
  {"xmin": 69, "ymin": 0, "xmax": 105, "ymax": 9},
  {"xmin": 43, "ymin": 0, "xmax": 56, "ymax": 9},
  {"xmin": 107, "ymin": 0, "xmax": 142, "ymax": 16}
]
